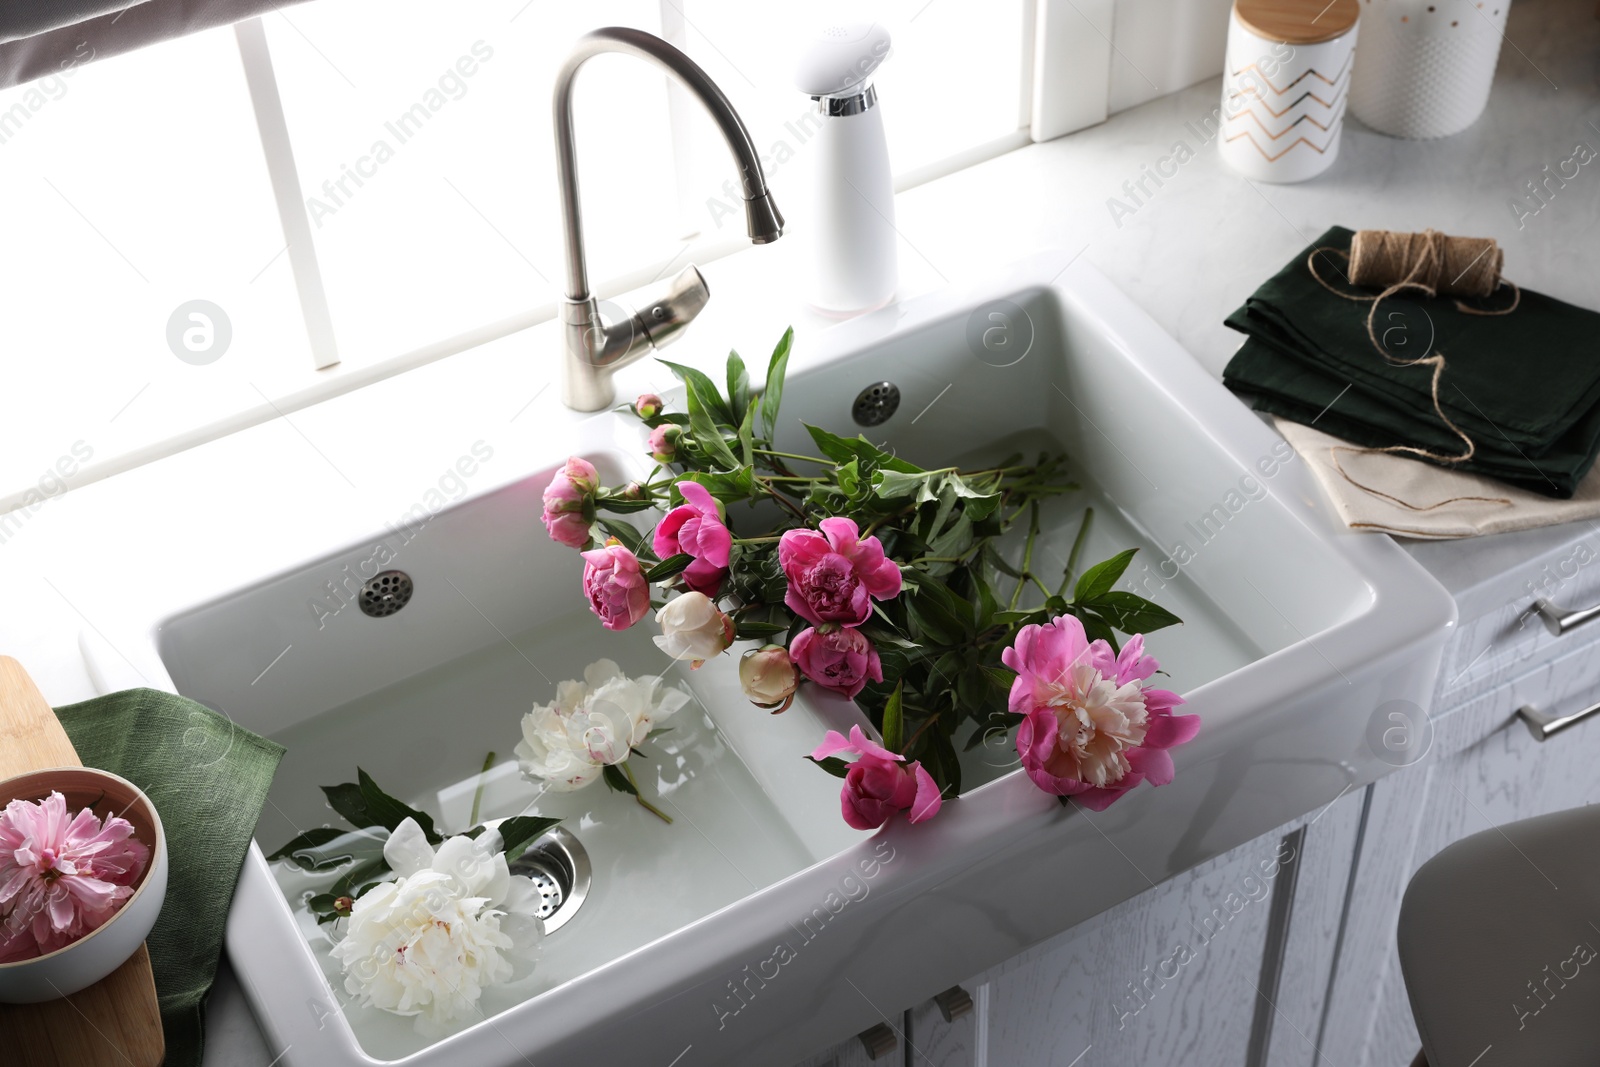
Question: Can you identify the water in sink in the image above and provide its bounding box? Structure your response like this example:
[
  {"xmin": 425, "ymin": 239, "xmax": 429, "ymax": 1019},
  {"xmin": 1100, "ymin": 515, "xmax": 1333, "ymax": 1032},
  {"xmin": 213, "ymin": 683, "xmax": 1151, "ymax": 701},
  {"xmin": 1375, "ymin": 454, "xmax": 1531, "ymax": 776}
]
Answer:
[{"xmin": 261, "ymin": 618, "xmax": 813, "ymax": 1060}]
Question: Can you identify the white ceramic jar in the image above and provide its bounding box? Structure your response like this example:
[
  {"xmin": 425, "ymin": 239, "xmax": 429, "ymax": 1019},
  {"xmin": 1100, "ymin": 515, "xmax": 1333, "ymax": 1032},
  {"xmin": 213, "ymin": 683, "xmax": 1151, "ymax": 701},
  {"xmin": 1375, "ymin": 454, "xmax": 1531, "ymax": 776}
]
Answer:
[
  {"xmin": 1218, "ymin": 0, "xmax": 1361, "ymax": 183},
  {"xmin": 1350, "ymin": 0, "xmax": 1511, "ymax": 139}
]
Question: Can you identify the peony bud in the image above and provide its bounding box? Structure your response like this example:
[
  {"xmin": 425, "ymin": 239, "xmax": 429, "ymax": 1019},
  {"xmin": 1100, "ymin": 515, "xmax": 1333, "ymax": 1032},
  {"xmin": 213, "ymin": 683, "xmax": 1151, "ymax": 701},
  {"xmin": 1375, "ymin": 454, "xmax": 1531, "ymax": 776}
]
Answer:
[
  {"xmin": 740, "ymin": 645, "xmax": 800, "ymax": 712},
  {"xmin": 648, "ymin": 424, "xmax": 681, "ymax": 464},
  {"xmin": 652, "ymin": 591, "xmax": 735, "ymax": 668},
  {"xmin": 542, "ymin": 457, "xmax": 601, "ymax": 549},
  {"xmin": 635, "ymin": 393, "xmax": 664, "ymax": 420}
]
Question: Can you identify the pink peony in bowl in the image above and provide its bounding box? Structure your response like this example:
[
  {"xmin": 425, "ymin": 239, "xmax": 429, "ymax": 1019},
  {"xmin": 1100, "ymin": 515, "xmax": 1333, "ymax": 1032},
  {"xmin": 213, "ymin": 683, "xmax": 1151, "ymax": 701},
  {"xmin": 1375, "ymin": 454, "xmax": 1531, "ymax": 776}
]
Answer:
[{"xmin": 0, "ymin": 766, "xmax": 168, "ymax": 1003}]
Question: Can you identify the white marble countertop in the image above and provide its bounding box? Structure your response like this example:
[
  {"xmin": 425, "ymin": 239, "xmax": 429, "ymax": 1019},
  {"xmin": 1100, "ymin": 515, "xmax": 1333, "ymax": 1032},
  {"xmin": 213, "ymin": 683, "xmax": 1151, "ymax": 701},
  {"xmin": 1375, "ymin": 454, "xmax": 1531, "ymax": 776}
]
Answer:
[{"xmin": 4, "ymin": 0, "xmax": 1595, "ymax": 1061}]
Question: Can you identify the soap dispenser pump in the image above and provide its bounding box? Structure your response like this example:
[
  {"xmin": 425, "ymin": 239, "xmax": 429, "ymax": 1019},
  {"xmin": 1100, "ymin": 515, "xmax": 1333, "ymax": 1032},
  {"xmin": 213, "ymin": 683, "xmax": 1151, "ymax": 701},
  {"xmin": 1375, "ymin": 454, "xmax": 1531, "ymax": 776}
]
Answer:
[{"xmin": 793, "ymin": 21, "xmax": 897, "ymax": 316}]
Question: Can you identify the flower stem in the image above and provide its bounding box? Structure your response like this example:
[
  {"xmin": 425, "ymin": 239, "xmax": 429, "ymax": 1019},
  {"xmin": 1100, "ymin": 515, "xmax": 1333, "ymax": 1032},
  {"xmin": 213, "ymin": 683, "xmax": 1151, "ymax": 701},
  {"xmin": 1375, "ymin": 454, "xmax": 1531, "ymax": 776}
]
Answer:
[
  {"xmin": 755, "ymin": 448, "xmax": 832, "ymax": 465},
  {"xmin": 1058, "ymin": 507, "xmax": 1094, "ymax": 598},
  {"xmin": 622, "ymin": 761, "xmax": 673, "ymax": 824},
  {"xmin": 469, "ymin": 750, "xmax": 495, "ymax": 827},
  {"xmin": 1008, "ymin": 501, "xmax": 1041, "ymax": 611}
]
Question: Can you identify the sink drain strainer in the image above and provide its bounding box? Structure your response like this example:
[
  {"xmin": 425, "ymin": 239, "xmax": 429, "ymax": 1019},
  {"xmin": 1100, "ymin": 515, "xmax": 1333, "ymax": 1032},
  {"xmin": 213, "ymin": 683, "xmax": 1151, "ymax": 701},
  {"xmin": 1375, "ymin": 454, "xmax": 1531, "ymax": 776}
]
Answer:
[
  {"xmin": 852, "ymin": 381, "xmax": 900, "ymax": 427},
  {"xmin": 358, "ymin": 570, "xmax": 412, "ymax": 618},
  {"xmin": 509, "ymin": 826, "xmax": 590, "ymax": 933}
]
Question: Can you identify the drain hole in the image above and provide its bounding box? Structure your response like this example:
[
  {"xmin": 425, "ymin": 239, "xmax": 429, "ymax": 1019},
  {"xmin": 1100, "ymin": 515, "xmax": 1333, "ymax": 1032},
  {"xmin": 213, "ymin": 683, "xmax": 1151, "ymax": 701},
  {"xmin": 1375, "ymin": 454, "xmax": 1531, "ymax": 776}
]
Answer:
[
  {"xmin": 508, "ymin": 826, "xmax": 590, "ymax": 933},
  {"xmin": 358, "ymin": 570, "xmax": 413, "ymax": 618},
  {"xmin": 852, "ymin": 381, "xmax": 900, "ymax": 427}
]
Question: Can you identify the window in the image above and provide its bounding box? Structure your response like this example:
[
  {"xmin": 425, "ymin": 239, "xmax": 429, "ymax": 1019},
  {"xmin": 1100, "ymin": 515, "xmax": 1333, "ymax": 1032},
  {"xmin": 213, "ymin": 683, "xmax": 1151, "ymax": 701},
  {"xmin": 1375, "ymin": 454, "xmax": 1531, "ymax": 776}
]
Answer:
[{"xmin": 0, "ymin": 1, "xmax": 1036, "ymax": 508}]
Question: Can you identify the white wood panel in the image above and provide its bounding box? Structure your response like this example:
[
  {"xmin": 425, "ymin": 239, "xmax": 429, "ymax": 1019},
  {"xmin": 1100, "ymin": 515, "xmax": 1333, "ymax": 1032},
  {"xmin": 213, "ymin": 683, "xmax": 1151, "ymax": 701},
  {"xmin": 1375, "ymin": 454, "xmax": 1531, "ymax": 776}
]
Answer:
[
  {"xmin": 911, "ymin": 992, "xmax": 979, "ymax": 1067},
  {"xmin": 980, "ymin": 826, "xmax": 1291, "ymax": 1065},
  {"xmin": 1264, "ymin": 789, "xmax": 1365, "ymax": 1067}
]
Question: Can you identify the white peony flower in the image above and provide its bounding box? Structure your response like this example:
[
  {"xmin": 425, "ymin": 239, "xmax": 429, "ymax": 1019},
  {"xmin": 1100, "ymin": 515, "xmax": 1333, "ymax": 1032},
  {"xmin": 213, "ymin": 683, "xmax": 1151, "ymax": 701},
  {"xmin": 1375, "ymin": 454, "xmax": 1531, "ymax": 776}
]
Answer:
[
  {"xmin": 738, "ymin": 644, "xmax": 800, "ymax": 709},
  {"xmin": 652, "ymin": 592, "xmax": 735, "ymax": 667},
  {"xmin": 329, "ymin": 818, "xmax": 544, "ymax": 1034},
  {"xmin": 515, "ymin": 659, "xmax": 689, "ymax": 791}
]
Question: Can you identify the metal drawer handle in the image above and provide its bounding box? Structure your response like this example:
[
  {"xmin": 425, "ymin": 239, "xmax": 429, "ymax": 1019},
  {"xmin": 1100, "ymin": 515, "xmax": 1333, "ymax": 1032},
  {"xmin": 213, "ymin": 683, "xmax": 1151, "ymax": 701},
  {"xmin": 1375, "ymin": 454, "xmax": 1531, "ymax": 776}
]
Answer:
[
  {"xmin": 1518, "ymin": 698, "xmax": 1600, "ymax": 741},
  {"xmin": 1533, "ymin": 597, "xmax": 1600, "ymax": 637}
]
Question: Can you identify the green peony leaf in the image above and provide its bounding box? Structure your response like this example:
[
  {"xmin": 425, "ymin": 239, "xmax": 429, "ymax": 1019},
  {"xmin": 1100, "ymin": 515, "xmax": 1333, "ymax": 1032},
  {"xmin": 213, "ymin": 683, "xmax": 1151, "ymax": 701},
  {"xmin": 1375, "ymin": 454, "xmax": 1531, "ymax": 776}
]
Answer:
[
  {"xmin": 683, "ymin": 373, "xmax": 741, "ymax": 470},
  {"xmin": 602, "ymin": 763, "xmax": 639, "ymax": 796},
  {"xmin": 491, "ymin": 815, "xmax": 562, "ymax": 865},
  {"xmin": 644, "ymin": 553, "xmax": 694, "ymax": 582},
  {"xmin": 804, "ymin": 423, "xmax": 923, "ymax": 474},
  {"xmin": 1088, "ymin": 591, "xmax": 1183, "ymax": 634},
  {"xmin": 882, "ymin": 680, "xmax": 905, "ymax": 753},
  {"xmin": 805, "ymin": 755, "xmax": 851, "ymax": 779},
  {"xmin": 726, "ymin": 349, "xmax": 751, "ymax": 425},
  {"xmin": 658, "ymin": 359, "xmax": 733, "ymax": 425},
  {"xmin": 266, "ymin": 826, "xmax": 346, "ymax": 863},
  {"xmin": 596, "ymin": 517, "xmax": 648, "ymax": 554},
  {"xmin": 759, "ymin": 328, "xmax": 793, "ymax": 441},
  {"xmin": 1073, "ymin": 549, "xmax": 1138, "ymax": 603},
  {"xmin": 319, "ymin": 782, "xmax": 371, "ymax": 830},
  {"xmin": 357, "ymin": 768, "xmax": 442, "ymax": 843}
]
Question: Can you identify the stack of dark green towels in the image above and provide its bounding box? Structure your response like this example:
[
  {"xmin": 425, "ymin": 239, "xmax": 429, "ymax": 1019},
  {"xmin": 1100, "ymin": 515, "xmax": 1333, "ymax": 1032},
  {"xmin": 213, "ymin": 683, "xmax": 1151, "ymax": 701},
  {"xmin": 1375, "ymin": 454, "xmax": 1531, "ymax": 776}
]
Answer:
[{"xmin": 1222, "ymin": 225, "xmax": 1600, "ymax": 499}]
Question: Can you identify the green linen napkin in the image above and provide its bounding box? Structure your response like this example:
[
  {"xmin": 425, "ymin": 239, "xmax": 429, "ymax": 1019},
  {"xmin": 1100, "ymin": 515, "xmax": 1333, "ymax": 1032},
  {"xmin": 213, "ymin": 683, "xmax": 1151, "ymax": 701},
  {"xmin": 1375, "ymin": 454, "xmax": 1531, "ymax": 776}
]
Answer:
[
  {"xmin": 1222, "ymin": 226, "xmax": 1600, "ymax": 498},
  {"xmin": 56, "ymin": 689, "xmax": 285, "ymax": 1067},
  {"xmin": 1227, "ymin": 336, "xmax": 1600, "ymax": 497}
]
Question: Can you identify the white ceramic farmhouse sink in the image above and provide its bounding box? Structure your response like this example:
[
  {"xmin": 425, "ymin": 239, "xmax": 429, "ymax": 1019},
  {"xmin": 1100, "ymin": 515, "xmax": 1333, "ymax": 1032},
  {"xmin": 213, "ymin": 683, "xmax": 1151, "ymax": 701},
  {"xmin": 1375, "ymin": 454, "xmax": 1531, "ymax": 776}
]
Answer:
[{"xmin": 81, "ymin": 254, "xmax": 1454, "ymax": 1067}]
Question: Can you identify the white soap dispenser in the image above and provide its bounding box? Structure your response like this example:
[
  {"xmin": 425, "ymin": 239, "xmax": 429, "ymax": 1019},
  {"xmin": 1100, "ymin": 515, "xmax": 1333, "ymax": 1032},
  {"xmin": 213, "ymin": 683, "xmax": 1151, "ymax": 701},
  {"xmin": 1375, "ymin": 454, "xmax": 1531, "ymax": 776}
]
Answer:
[{"xmin": 793, "ymin": 21, "xmax": 898, "ymax": 316}]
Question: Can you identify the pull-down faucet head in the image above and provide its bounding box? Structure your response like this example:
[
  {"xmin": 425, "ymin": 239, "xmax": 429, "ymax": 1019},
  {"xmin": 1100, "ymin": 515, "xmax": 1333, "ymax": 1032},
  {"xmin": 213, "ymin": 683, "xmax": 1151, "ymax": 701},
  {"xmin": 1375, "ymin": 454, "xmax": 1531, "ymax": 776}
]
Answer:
[{"xmin": 553, "ymin": 27, "xmax": 783, "ymax": 410}]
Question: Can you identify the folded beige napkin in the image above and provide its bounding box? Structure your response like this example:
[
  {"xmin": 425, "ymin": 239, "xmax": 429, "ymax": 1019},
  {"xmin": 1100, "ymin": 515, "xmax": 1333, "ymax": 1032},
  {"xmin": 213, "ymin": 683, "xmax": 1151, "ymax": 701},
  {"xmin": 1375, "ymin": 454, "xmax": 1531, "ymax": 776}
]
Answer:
[{"xmin": 1273, "ymin": 417, "xmax": 1600, "ymax": 540}]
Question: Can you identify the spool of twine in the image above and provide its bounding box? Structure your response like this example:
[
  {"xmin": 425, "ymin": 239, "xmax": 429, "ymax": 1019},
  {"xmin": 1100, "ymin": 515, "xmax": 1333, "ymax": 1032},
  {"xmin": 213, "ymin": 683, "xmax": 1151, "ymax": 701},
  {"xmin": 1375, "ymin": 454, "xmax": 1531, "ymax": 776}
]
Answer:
[
  {"xmin": 1305, "ymin": 228, "xmax": 1522, "ymax": 513},
  {"xmin": 1348, "ymin": 229, "xmax": 1503, "ymax": 299}
]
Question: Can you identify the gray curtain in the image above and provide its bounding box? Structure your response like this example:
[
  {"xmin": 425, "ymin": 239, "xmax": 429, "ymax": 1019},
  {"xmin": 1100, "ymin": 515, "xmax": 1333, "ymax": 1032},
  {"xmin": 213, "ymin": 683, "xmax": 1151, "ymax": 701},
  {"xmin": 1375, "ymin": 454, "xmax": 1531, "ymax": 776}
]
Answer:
[{"xmin": 0, "ymin": 0, "xmax": 310, "ymax": 89}]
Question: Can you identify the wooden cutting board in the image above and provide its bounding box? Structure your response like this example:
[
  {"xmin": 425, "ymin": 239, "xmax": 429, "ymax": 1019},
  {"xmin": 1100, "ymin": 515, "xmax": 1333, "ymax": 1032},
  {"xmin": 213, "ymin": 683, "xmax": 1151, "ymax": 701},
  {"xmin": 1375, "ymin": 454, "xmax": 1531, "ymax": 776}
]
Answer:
[{"xmin": 0, "ymin": 656, "xmax": 165, "ymax": 1067}]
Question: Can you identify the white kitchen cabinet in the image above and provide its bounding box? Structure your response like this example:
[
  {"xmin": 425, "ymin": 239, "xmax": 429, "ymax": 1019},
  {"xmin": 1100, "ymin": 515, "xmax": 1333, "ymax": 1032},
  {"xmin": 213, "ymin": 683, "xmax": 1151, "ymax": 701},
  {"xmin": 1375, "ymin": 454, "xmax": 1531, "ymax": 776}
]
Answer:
[
  {"xmin": 789, "ymin": 788, "xmax": 1367, "ymax": 1067},
  {"xmin": 1322, "ymin": 624, "xmax": 1600, "ymax": 1067}
]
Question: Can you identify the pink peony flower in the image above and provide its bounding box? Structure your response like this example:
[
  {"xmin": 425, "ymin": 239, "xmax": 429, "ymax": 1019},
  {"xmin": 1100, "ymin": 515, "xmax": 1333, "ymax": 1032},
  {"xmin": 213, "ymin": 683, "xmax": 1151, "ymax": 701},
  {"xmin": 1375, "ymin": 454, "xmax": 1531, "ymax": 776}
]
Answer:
[
  {"xmin": 648, "ymin": 425, "xmax": 680, "ymax": 464},
  {"xmin": 777, "ymin": 518, "xmax": 901, "ymax": 627},
  {"xmin": 634, "ymin": 393, "xmax": 664, "ymax": 420},
  {"xmin": 543, "ymin": 457, "xmax": 600, "ymax": 549},
  {"xmin": 811, "ymin": 726, "xmax": 942, "ymax": 830},
  {"xmin": 790, "ymin": 625, "xmax": 882, "ymax": 700},
  {"xmin": 1003, "ymin": 617, "xmax": 1199, "ymax": 811},
  {"xmin": 0, "ymin": 792, "xmax": 149, "ymax": 962},
  {"xmin": 652, "ymin": 481, "xmax": 732, "ymax": 597},
  {"xmin": 581, "ymin": 539, "xmax": 651, "ymax": 631}
]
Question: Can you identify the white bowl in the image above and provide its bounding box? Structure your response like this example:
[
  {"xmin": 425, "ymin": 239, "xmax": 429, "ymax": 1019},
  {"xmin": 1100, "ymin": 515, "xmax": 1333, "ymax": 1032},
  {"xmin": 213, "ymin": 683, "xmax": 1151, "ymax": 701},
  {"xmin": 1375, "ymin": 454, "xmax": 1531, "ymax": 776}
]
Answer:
[{"xmin": 0, "ymin": 766, "xmax": 168, "ymax": 1003}]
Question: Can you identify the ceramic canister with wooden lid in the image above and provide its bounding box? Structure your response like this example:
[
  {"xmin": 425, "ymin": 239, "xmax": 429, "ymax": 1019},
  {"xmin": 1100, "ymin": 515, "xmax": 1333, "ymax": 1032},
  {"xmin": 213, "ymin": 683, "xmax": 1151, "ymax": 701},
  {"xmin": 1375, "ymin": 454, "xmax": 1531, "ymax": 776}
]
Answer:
[{"xmin": 1218, "ymin": 0, "xmax": 1361, "ymax": 183}]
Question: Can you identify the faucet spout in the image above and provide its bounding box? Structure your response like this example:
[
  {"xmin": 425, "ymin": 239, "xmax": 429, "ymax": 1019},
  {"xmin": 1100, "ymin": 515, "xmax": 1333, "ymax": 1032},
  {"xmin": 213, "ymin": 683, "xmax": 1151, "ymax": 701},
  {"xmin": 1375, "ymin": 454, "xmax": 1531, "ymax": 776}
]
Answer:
[{"xmin": 552, "ymin": 27, "xmax": 783, "ymax": 411}]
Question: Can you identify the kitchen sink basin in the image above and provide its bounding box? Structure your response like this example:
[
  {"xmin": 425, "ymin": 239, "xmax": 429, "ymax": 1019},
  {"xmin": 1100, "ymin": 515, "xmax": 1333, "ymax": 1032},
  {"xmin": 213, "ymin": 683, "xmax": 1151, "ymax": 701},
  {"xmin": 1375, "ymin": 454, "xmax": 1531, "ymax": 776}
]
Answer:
[{"xmin": 78, "ymin": 254, "xmax": 1454, "ymax": 1066}]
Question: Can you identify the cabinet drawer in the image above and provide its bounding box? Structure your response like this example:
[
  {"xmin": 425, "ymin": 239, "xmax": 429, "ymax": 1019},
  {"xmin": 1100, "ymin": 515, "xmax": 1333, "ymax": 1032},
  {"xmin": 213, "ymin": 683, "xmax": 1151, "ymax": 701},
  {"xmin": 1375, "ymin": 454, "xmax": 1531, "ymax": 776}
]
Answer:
[
  {"xmin": 1433, "ymin": 628, "xmax": 1600, "ymax": 759},
  {"xmin": 1434, "ymin": 535, "xmax": 1600, "ymax": 707}
]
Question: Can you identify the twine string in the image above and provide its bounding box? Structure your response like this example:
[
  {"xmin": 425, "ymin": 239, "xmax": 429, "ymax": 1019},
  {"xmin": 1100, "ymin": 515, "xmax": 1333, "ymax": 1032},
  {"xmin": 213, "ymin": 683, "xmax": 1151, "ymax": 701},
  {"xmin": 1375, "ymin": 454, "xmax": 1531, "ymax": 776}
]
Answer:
[{"xmin": 1303, "ymin": 229, "xmax": 1521, "ymax": 512}]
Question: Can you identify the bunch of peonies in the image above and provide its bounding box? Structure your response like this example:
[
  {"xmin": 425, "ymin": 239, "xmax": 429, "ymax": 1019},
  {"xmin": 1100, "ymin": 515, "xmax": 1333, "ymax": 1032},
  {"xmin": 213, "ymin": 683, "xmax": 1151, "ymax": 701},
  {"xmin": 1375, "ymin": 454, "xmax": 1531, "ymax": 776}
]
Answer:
[
  {"xmin": 330, "ymin": 818, "xmax": 545, "ymax": 1034},
  {"xmin": 514, "ymin": 659, "xmax": 689, "ymax": 791},
  {"xmin": 537, "ymin": 372, "xmax": 1201, "ymax": 831},
  {"xmin": 0, "ymin": 792, "xmax": 149, "ymax": 962}
]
